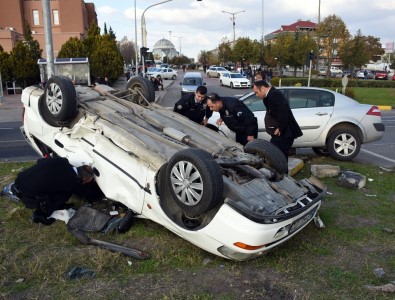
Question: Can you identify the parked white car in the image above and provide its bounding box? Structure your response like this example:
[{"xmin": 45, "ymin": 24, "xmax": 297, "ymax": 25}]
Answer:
[
  {"xmin": 209, "ymin": 87, "xmax": 385, "ymax": 161},
  {"xmin": 220, "ymin": 72, "xmax": 251, "ymax": 88},
  {"xmin": 20, "ymin": 76, "xmax": 326, "ymax": 261},
  {"xmin": 146, "ymin": 67, "xmax": 177, "ymax": 80}
]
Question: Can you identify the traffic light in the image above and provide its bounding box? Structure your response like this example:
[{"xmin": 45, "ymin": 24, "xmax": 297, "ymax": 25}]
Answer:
[{"xmin": 140, "ymin": 47, "xmax": 149, "ymax": 58}]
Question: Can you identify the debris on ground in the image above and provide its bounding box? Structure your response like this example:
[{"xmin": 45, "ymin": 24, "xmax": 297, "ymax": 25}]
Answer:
[
  {"xmin": 311, "ymin": 164, "xmax": 340, "ymax": 178},
  {"xmin": 337, "ymin": 171, "xmax": 366, "ymax": 189}
]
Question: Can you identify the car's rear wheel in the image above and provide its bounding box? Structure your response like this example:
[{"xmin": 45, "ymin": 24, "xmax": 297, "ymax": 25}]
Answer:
[
  {"xmin": 244, "ymin": 139, "xmax": 288, "ymax": 180},
  {"xmin": 220, "ymin": 80, "xmax": 223, "ymax": 86},
  {"xmin": 126, "ymin": 76, "xmax": 155, "ymax": 105},
  {"xmin": 172, "ymin": 75, "xmax": 176, "ymax": 80},
  {"xmin": 40, "ymin": 76, "xmax": 77, "ymax": 126},
  {"xmin": 167, "ymin": 149, "xmax": 223, "ymax": 215},
  {"xmin": 327, "ymin": 127, "xmax": 361, "ymax": 161}
]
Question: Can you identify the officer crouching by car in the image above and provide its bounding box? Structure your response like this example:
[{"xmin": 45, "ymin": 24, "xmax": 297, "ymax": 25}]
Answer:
[
  {"xmin": 173, "ymin": 86, "xmax": 214, "ymax": 128},
  {"xmin": 206, "ymin": 92, "xmax": 258, "ymax": 146}
]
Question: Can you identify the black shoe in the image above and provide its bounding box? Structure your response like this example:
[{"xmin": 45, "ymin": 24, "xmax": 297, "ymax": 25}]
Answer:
[{"xmin": 32, "ymin": 209, "xmax": 56, "ymax": 226}]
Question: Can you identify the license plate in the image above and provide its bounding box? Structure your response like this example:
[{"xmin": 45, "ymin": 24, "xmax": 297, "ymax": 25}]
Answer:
[{"xmin": 289, "ymin": 207, "xmax": 317, "ymax": 234}]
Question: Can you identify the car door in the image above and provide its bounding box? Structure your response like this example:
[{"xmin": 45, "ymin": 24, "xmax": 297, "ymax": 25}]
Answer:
[
  {"xmin": 284, "ymin": 88, "xmax": 334, "ymax": 146},
  {"xmin": 161, "ymin": 68, "xmax": 169, "ymax": 79},
  {"xmin": 221, "ymin": 73, "xmax": 230, "ymax": 86}
]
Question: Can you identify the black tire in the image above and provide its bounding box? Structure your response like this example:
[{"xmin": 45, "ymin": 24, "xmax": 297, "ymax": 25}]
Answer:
[
  {"xmin": 312, "ymin": 147, "xmax": 329, "ymax": 156},
  {"xmin": 230, "ymin": 82, "xmax": 234, "ymax": 89},
  {"xmin": 42, "ymin": 76, "xmax": 77, "ymax": 123},
  {"xmin": 327, "ymin": 127, "xmax": 361, "ymax": 161},
  {"xmin": 172, "ymin": 75, "xmax": 177, "ymax": 80},
  {"xmin": 244, "ymin": 139, "xmax": 288, "ymax": 179},
  {"xmin": 126, "ymin": 76, "xmax": 155, "ymax": 105},
  {"xmin": 220, "ymin": 80, "xmax": 223, "ymax": 86},
  {"xmin": 166, "ymin": 149, "xmax": 223, "ymax": 215}
]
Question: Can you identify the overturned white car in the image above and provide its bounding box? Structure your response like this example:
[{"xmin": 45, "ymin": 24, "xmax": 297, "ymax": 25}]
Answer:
[{"xmin": 20, "ymin": 76, "xmax": 326, "ymax": 261}]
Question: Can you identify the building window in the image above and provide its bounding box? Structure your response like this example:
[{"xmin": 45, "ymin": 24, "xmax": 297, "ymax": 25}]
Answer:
[
  {"xmin": 33, "ymin": 9, "xmax": 39, "ymax": 25},
  {"xmin": 53, "ymin": 10, "xmax": 59, "ymax": 25}
]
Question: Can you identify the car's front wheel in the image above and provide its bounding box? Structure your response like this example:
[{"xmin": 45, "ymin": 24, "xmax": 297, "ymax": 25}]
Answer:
[
  {"xmin": 167, "ymin": 149, "xmax": 223, "ymax": 215},
  {"xmin": 40, "ymin": 76, "xmax": 77, "ymax": 126},
  {"xmin": 171, "ymin": 75, "xmax": 176, "ymax": 80},
  {"xmin": 230, "ymin": 82, "xmax": 234, "ymax": 89},
  {"xmin": 327, "ymin": 127, "xmax": 361, "ymax": 161}
]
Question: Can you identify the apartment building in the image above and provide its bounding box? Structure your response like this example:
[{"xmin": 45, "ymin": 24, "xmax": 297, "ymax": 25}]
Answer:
[{"xmin": 0, "ymin": 0, "xmax": 97, "ymax": 57}]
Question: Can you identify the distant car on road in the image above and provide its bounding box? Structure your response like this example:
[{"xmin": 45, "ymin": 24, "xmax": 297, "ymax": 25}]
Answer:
[
  {"xmin": 146, "ymin": 68, "xmax": 178, "ymax": 80},
  {"xmin": 210, "ymin": 87, "xmax": 385, "ymax": 161},
  {"xmin": 206, "ymin": 66, "xmax": 229, "ymax": 78},
  {"xmin": 180, "ymin": 72, "xmax": 205, "ymax": 96},
  {"xmin": 374, "ymin": 70, "xmax": 388, "ymax": 80},
  {"xmin": 357, "ymin": 70, "xmax": 375, "ymax": 79},
  {"xmin": 319, "ymin": 66, "xmax": 342, "ymax": 77},
  {"xmin": 219, "ymin": 72, "xmax": 251, "ymax": 89}
]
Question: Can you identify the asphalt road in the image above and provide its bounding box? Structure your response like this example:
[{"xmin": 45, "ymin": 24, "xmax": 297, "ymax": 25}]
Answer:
[{"xmin": 1, "ymin": 73, "xmax": 394, "ymax": 168}]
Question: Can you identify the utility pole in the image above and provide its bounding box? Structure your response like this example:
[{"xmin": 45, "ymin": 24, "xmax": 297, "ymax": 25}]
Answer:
[
  {"xmin": 222, "ymin": 10, "xmax": 245, "ymax": 43},
  {"xmin": 174, "ymin": 36, "xmax": 183, "ymax": 56},
  {"xmin": 42, "ymin": 0, "xmax": 55, "ymax": 78}
]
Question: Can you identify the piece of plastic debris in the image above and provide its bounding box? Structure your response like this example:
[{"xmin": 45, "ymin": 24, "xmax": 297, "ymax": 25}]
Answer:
[
  {"xmin": 15, "ymin": 278, "xmax": 24, "ymax": 283},
  {"xmin": 368, "ymin": 178, "xmax": 373, "ymax": 182},
  {"xmin": 110, "ymin": 210, "xmax": 119, "ymax": 216},
  {"xmin": 382, "ymin": 227, "xmax": 394, "ymax": 234},
  {"xmin": 127, "ymin": 260, "xmax": 133, "ymax": 266},
  {"xmin": 202, "ymin": 258, "xmax": 213, "ymax": 266},
  {"xmin": 365, "ymin": 194, "xmax": 377, "ymax": 197},
  {"xmin": 64, "ymin": 266, "xmax": 96, "ymax": 280},
  {"xmin": 365, "ymin": 282, "xmax": 395, "ymax": 293},
  {"xmin": 326, "ymin": 191, "xmax": 332, "ymax": 195},
  {"xmin": 313, "ymin": 215, "xmax": 325, "ymax": 228},
  {"xmin": 373, "ymin": 268, "xmax": 385, "ymax": 277}
]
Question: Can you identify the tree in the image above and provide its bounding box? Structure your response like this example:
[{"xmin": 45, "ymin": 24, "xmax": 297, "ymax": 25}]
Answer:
[
  {"xmin": 268, "ymin": 33, "xmax": 293, "ymax": 73},
  {"xmin": 288, "ymin": 32, "xmax": 318, "ymax": 76},
  {"xmin": 339, "ymin": 30, "xmax": 369, "ymax": 71},
  {"xmin": 89, "ymin": 35, "xmax": 124, "ymax": 81},
  {"xmin": 169, "ymin": 55, "xmax": 191, "ymax": 67},
  {"xmin": 198, "ymin": 50, "xmax": 215, "ymax": 66},
  {"xmin": 57, "ymin": 37, "xmax": 87, "ymax": 58},
  {"xmin": 316, "ymin": 14, "xmax": 350, "ymax": 70},
  {"xmin": 231, "ymin": 37, "xmax": 258, "ymax": 67},
  {"xmin": 10, "ymin": 41, "xmax": 41, "ymax": 87},
  {"xmin": 364, "ymin": 35, "xmax": 384, "ymax": 61},
  {"xmin": 217, "ymin": 38, "xmax": 232, "ymax": 65},
  {"xmin": 117, "ymin": 36, "xmax": 136, "ymax": 66},
  {"xmin": 0, "ymin": 45, "xmax": 12, "ymax": 82}
]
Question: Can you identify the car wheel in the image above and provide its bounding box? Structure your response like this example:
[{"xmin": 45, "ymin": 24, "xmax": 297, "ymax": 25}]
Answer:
[
  {"xmin": 326, "ymin": 127, "xmax": 361, "ymax": 161},
  {"xmin": 208, "ymin": 73, "xmax": 211, "ymax": 78},
  {"xmin": 312, "ymin": 147, "xmax": 329, "ymax": 156},
  {"xmin": 167, "ymin": 149, "xmax": 223, "ymax": 215},
  {"xmin": 126, "ymin": 76, "xmax": 155, "ymax": 105},
  {"xmin": 220, "ymin": 80, "xmax": 223, "ymax": 86},
  {"xmin": 40, "ymin": 76, "xmax": 77, "ymax": 125},
  {"xmin": 230, "ymin": 82, "xmax": 234, "ymax": 89},
  {"xmin": 217, "ymin": 73, "xmax": 220, "ymax": 78},
  {"xmin": 244, "ymin": 139, "xmax": 288, "ymax": 180},
  {"xmin": 172, "ymin": 75, "xmax": 176, "ymax": 80}
]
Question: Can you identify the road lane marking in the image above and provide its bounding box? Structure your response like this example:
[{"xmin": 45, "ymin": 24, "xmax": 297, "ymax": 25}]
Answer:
[{"xmin": 361, "ymin": 148, "xmax": 395, "ymax": 164}]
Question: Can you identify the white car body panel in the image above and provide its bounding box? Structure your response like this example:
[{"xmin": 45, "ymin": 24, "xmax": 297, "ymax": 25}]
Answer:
[{"xmin": 20, "ymin": 83, "xmax": 327, "ymax": 260}]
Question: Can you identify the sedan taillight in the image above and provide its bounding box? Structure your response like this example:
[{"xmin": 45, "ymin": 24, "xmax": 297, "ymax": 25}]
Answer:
[{"xmin": 367, "ymin": 106, "xmax": 381, "ymax": 116}]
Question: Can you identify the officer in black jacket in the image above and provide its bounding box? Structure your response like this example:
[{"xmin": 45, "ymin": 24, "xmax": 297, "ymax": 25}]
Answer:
[
  {"xmin": 12, "ymin": 157, "xmax": 96, "ymax": 225},
  {"xmin": 173, "ymin": 86, "xmax": 213, "ymax": 126},
  {"xmin": 206, "ymin": 92, "xmax": 258, "ymax": 146}
]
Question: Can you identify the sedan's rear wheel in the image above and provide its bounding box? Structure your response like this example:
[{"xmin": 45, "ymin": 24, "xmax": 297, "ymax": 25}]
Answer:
[
  {"xmin": 126, "ymin": 76, "xmax": 155, "ymax": 105},
  {"xmin": 244, "ymin": 139, "xmax": 288, "ymax": 180},
  {"xmin": 167, "ymin": 149, "xmax": 223, "ymax": 215},
  {"xmin": 327, "ymin": 127, "xmax": 361, "ymax": 161}
]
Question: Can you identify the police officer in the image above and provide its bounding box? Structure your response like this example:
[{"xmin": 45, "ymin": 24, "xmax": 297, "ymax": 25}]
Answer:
[
  {"xmin": 173, "ymin": 86, "xmax": 213, "ymax": 126},
  {"xmin": 206, "ymin": 92, "xmax": 258, "ymax": 146}
]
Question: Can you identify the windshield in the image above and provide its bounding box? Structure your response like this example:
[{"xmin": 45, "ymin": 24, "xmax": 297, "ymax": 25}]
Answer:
[
  {"xmin": 217, "ymin": 67, "xmax": 227, "ymax": 71},
  {"xmin": 230, "ymin": 73, "xmax": 244, "ymax": 78},
  {"xmin": 183, "ymin": 78, "xmax": 202, "ymax": 85}
]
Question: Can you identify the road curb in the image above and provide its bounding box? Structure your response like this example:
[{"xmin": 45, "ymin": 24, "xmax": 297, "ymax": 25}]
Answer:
[
  {"xmin": 288, "ymin": 157, "xmax": 304, "ymax": 176},
  {"xmin": 377, "ymin": 105, "xmax": 393, "ymax": 111}
]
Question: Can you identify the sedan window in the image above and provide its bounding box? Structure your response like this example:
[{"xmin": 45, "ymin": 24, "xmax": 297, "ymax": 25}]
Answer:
[
  {"xmin": 243, "ymin": 94, "xmax": 266, "ymax": 112},
  {"xmin": 286, "ymin": 89, "xmax": 335, "ymax": 109}
]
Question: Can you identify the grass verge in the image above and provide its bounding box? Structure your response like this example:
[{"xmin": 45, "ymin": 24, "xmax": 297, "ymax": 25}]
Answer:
[{"xmin": 1, "ymin": 157, "xmax": 394, "ymax": 299}]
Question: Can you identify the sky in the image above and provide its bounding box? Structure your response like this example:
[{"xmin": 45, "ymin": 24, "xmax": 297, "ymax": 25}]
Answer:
[{"xmin": 88, "ymin": 0, "xmax": 395, "ymax": 61}]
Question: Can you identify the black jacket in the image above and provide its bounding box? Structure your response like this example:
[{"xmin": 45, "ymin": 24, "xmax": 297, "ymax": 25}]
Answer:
[
  {"xmin": 263, "ymin": 87, "xmax": 302, "ymax": 139},
  {"xmin": 174, "ymin": 93, "xmax": 213, "ymax": 124},
  {"xmin": 218, "ymin": 97, "xmax": 258, "ymax": 136}
]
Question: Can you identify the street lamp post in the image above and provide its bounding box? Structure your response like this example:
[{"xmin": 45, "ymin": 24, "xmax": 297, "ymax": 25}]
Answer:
[
  {"xmin": 174, "ymin": 36, "xmax": 183, "ymax": 56},
  {"xmin": 141, "ymin": 0, "xmax": 172, "ymax": 76},
  {"xmin": 222, "ymin": 10, "xmax": 245, "ymax": 43}
]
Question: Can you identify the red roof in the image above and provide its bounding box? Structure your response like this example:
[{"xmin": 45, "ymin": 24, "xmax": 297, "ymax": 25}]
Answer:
[{"xmin": 270, "ymin": 20, "xmax": 317, "ymax": 35}]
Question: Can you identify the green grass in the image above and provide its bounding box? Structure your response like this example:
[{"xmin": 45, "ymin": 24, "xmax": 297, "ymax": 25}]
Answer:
[
  {"xmin": 1, "ymin": 158, "xmax": 395, "ymax": 299},
  {"xmin": 353, "ymin": 87, "xmax": 395, "ymax": 106}
]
